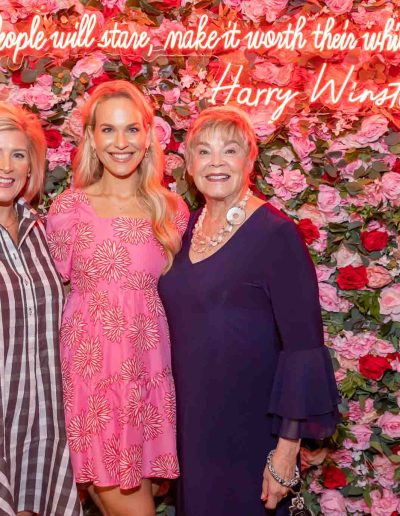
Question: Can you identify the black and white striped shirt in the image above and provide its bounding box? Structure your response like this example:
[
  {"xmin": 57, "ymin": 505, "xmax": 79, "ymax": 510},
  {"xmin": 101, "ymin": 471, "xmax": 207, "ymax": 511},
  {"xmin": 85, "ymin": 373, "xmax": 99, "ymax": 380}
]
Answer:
[{"xmin": 0, "ymin": 198, "xmax": 81, "ymax": 515}]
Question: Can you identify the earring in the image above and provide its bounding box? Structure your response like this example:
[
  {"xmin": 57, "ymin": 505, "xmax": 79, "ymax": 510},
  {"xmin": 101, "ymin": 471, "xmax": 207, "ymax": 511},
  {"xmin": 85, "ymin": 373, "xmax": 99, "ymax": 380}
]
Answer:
[{"xmin": 144, "ymin": 147, "xmax": 149, "ymax": 158}]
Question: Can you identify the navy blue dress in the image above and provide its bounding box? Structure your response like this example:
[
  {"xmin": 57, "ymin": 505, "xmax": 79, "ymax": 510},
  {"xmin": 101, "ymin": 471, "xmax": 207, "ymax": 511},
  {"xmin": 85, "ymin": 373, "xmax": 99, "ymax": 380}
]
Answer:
[{"xmin": 158, "ymin": 204, "xmax": 339, "ymax": 516}]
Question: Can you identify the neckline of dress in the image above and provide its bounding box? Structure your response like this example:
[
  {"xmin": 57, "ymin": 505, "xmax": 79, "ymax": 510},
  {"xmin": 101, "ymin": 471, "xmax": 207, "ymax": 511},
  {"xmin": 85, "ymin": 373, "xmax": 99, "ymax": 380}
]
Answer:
[
  {"xmin": 187, "ymin": 203, "xmax": 267, "ymax": 266},
  {"xmin": 80, "ymin": 190, "xmax": 153, "ymax": 222}
]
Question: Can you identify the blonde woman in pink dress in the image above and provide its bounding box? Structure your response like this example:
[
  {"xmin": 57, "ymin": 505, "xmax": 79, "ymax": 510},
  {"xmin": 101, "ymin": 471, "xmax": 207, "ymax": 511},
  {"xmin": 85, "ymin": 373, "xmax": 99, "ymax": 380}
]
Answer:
[{"xmin": 46, "ymin": 80, "xmax": 188, "ymax": 516}]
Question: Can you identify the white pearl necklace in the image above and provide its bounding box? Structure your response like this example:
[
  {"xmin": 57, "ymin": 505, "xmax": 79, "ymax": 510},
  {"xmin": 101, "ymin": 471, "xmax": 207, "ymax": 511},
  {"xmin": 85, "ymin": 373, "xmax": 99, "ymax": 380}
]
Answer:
[{"xmin": 191, "ymin": 189, "xmax": 252, "ymax": 254}]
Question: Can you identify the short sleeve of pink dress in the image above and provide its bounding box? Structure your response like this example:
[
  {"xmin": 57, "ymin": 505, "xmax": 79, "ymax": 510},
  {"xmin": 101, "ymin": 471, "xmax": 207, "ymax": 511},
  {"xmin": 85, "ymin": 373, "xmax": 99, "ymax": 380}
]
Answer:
[{"xmin": 46, "ymin": 188, "xmax": 189, "ymax": 488}]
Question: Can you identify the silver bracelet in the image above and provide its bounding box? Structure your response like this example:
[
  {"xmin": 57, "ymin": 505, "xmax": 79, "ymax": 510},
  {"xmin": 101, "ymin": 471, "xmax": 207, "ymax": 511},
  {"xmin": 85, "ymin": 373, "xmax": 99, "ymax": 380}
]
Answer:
[{"xmin": 266, "ymin": 449, "xmax": 300, "ymax": 488}]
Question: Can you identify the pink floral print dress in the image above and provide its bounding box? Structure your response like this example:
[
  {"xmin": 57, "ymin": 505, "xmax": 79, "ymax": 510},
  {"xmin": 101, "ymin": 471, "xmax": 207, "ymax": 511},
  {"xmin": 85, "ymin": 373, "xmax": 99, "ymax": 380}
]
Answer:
[{"xmin": 46, "ymin": 188, "xmax": 188, "ymax": 488}]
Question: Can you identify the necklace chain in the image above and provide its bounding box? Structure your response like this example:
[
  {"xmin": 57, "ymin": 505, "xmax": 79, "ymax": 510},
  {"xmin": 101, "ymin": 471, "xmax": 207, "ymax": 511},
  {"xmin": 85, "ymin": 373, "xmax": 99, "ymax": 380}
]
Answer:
[{"xmin": 191, "ymin": 188, "xmax": 252, "ymax": 254}]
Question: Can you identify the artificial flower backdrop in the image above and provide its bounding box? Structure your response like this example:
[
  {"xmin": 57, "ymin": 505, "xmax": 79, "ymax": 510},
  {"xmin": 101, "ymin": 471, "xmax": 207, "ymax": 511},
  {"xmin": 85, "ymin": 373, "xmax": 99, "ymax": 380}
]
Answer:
[{"xmin": 0, "ymin": 0, "xmax": 399, "ymax": 514}]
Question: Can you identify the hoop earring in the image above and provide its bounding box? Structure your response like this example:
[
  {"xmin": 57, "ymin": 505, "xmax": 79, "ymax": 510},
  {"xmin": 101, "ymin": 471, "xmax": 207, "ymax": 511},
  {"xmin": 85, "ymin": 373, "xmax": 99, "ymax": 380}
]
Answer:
[{"xmin": 144, "ymin": 147, "xmax": 149, "ymax": 158}]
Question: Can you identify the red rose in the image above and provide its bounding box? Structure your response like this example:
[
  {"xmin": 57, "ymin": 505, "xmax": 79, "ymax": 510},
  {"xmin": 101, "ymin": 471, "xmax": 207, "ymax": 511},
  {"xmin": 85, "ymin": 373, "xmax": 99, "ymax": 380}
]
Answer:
[
  {"xmin": 87, "ymin": 73, "xmax": 113, "ymax": 94},
  {"xmin": 70, "ymin": 146, "xmax": 78, "ymax": 166},
  {"xmin": 337, "ymin": 265, "xmax": 368, "ymax": 290},
  {"xmin": 361, "ymin": 230, "xmax": 388, "ymax": 252},
  {"xmin": 322, "ymin": 466, "xmax": 347, "ymax": 489},
  {"xmin": 44, "ymin": 129, "xmax": 62, "ymax": 149},
  {"xmin": 11, "ymin": 70, "xmax": 32, "ymax": 88},
  {"xmin": 152, "ymin": 0, "xmax": 180, "ymax": 9},
  {"xmin": 392, "ymin": 159, "xmax": 400, "ymax": 174},
  {"xmin": 167, "ymin": 134, "xmax": 181, "ymax": 153},
  {"xmin": 297, "ymin": 218, "xmax": 320, "ymax": 245},
  {"xmin": 359, "ymin": 354, "xmax": 392, "ymax": 380},
  {"xmin": 392, "ymin": 443, "xmax": 400, "ymax": 455}
]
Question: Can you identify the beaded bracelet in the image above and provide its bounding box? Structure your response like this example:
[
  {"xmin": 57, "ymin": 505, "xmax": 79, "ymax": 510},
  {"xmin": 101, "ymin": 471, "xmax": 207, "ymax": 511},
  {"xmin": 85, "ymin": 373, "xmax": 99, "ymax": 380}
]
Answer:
[{"xmin": 266, "ymin": 450, "xmax": 300, "ymax": 488}]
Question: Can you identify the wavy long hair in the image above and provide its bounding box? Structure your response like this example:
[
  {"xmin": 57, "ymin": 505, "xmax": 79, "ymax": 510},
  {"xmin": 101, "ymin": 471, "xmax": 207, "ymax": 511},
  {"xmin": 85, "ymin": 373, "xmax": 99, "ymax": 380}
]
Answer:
[{"xmin": 73, "ymin": 80, "xmax": 181, "ymax": 271}]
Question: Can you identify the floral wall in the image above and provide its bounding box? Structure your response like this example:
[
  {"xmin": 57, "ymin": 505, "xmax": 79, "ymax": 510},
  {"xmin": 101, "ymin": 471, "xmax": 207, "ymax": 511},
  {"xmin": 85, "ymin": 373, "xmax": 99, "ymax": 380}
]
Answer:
[{"xmin": 1, "ymin": 0, "xmax": 399, "ymax": 514}]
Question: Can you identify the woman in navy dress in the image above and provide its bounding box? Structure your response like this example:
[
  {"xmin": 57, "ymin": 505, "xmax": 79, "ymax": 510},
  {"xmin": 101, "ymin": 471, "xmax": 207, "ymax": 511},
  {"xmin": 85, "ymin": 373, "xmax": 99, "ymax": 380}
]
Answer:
[{"xmin": 158, "ymin": 106, "xmax": 340, "ymax": 515}]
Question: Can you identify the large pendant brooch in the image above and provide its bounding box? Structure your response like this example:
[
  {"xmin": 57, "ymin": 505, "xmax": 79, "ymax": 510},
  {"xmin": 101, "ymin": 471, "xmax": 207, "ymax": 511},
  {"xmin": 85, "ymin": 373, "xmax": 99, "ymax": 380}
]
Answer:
[{"xmin": 226, "ymin": 206, "xmax": 246, "ymax": 226}]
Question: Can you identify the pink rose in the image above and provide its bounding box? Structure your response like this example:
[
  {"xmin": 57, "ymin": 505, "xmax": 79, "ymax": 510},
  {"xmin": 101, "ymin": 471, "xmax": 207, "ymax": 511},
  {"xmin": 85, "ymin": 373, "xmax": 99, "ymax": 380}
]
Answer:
[
  {"xmin": 312, "ymin": 229, "xmax": 328, "ymax": 253},
  {"xmin": 319, "ymin": 283, "xmax": 351, "ymax": 313},
  {"xmin": 249, "ymin": 107, "xmax": 276, "ymax": 138},
  {"xmin": 367, "ymin": 265, "xmax": 392, "ymax": 289},
  {"xmin": 103, "ymin": 0, "xmax": 125, "ymax": 9},
  {"xmin": 162, "ymin": 87, "xmax": 181, "ymax": 105},
  {"xmin": 165, "ymin": 153, "xmax": 184, "ymax": 176},
  {"xmin": 47, "ymin": 141, "xmax": 75, "ymax": 171},
  {"xmin": 330, "ymin": 448, "xmax": 353, "ymax": 468},
  {"xmin": 355, "ymin": 115, "xmax": 389, "ymax": 145},
  {"xmin": 335, "ymin": 246, "xmax": 363, "ymax": 268},
  {"xmin": 378, "ymin": 412, "xmax": 400, "ymax": 438},
  {"xmin": 344, "ymin": 424, "xmax": 372, "ymax": 450},
  {"xmin": 347, "ymin": 398, "xmax": 374, "ymax": 422},
  {"xmin": 325, "ymin": 0, "xmax": 353, "ymax": 15},
  {"xmin": 222, "ymin": 0, "xmax": 241, "ymax": 7},
  {"xmin": 373, "ymin": 338, "xmax": 395, "ymax": 356},
  {"xmin": 16, "ymin": 85, "xmax": 58, "ymax": 111},
  {"xmin": 316, "ymin": 265, "xmax": 334, "ymax": 282},
  {"xmin": 289, "ymin": 136, "xmax": 316, "ymax": 160},
  {"xmin": 382, "ymin": 172, "xmax": 400, "ymax": 206},
  {"xmin": 72, "ymin": 52, "xmax": 107, "ymax": 79},
  {"xmin": 380, "ymin": 284, "xmax": 400, "ymax": 322},
  {"xmin": 317, "ymin": 185, "xmax": 341, "ymax": 213},
  {"xmin": 309, "ymin": 478, "xmax": 324, "ymax": 494},
  {"xmin": 264, "ymin": 0, "xmax": 288, "ymax": 22},
  {"xmin": 63, "ymin": 106, "xmax": 84, "ymax": 140},
  {"xmin": 373, "ymin": 455, "xmax": 396, "ymax": 489},
  {"xmin": 320, "ymin": 490, "xmax": 346, "ymax": 516},
  {"xmin": 356, "ymin": 180, "xmax": 383, "ymax": 207},
  {"xmin": 352, "ymin": 5, "xmax": 394, "ymax": 29},
  {"xmin": 282, "ymin": 169, "xmax": 307, "ymax": 194},
  {"xmin": 345, "ymin": 497, "xmax": 370, "ymax": 514},
  {"xmin": 154, "ymin": 116, "xmax": 172, "ymax": 149},
  {"xmin": 240, "ymin": 0, "xmax": 267, "ymax": 22},
  {"xmin": 251, "ymin": 61, "xmax": 293, "ymax": 86},
  {"xmin": 36, "ymin": 74, "xmax": 53, "ymax": 88},
  {"xmin": 370, "ymin": 489, "xmax": 399, "ymax": 516},
  {"xmin": 331, "ymin": 331, "xmax": 374, "ymax": 360},
  {"xmin": 298, "ymin": 203, "xmax": 326, "ymax": 228}
]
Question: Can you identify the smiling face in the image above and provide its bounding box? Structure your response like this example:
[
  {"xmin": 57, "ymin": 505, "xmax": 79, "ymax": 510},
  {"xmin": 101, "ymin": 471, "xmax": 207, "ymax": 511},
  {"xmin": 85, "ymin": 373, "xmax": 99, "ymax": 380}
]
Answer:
[
  {"xmin": 188, "ymin": 129, "xmax": 250, "ymax": 205},
  {"xmin": 90, "ymin": 96, "xmax": 151, "ymax": 181},
  {"xmin": 0, "ymin": 129, "xmax": 30, "ymax": 207}
]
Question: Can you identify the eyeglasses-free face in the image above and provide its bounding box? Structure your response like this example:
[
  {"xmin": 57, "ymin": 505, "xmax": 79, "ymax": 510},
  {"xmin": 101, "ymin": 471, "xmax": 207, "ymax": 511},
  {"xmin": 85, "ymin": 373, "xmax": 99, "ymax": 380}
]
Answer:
[
  {"xmin": 0, "ymin": 130, "xmax": 30, "ymax": 207},
  {"xmin": 90, "ymin": 96, "xmax": 151, "ymax": 181}
]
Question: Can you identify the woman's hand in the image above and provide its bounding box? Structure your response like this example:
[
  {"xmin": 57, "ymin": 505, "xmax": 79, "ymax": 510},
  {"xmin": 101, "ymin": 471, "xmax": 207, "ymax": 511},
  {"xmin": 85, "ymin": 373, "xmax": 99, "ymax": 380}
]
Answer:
[{"xmin": 260, "ymin": 438, "xmax": 300, "ymax": 510}]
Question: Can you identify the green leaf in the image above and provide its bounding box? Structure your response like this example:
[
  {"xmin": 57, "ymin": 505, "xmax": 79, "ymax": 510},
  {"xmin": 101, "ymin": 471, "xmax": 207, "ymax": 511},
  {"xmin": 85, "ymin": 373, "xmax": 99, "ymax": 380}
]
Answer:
[
  {"xmin": 341, "ymin": 486, "xmax": 364, "ymax": 496},
  {"xmin": 21, "ymin": 68, "xmax": 38, "ymax": 84},
  {"xmin": 371, "ymin": 161, "xmax": 388, "ymax": 172},
  {"xmin": 385, "ymin": 132, "xmax": 400, "ymax": 146},
  {"xmin": 270, "ymin": 156, "xmax": 288, "ymax": 167},
  {"xmin": 389, "ymin": 143, "xmax": 400, "ymax": 154},
  {"xmin": 345, "ymin": 182, "xmax": 364, "ymax": 196}
]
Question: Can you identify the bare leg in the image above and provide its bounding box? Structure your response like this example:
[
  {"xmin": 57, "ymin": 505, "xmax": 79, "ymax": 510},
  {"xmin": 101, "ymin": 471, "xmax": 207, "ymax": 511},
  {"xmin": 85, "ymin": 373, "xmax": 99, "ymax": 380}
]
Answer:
[
  {"xmin": 88, "ymin": 484, "xmax": 108, "ymax": 515},
  {"xmin": 95, "ymin": 480, "xmax": 155, "ymax": 516}
]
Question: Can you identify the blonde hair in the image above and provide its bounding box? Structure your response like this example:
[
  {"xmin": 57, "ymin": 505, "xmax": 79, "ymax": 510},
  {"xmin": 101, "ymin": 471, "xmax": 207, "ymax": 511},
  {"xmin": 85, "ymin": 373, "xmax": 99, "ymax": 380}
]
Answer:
[
  {"xmin": 185, "ymin": 105, "xmax": 258, "ymax": 173},
  {"xmin": 73, "ymin": 80, "xmax": 181, "ymax": 271},
  {"xmin": 0, "ymin": 102, "xmax": 46, "ymax": 202}
]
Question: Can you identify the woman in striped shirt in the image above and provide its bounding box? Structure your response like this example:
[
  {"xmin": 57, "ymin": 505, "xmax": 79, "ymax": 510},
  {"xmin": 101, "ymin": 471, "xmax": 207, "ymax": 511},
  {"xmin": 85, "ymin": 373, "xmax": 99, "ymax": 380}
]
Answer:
[{"xmin": 0, "ymin": 103, "xmax": 81, "ymax": 516}]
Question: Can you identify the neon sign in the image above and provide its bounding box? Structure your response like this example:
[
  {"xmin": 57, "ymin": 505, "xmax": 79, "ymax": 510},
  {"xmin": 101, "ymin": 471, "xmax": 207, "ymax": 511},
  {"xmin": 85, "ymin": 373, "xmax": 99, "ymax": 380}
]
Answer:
[{"xmin": 1, "ymin": 12, "xmax": 400, "ymax": 119}]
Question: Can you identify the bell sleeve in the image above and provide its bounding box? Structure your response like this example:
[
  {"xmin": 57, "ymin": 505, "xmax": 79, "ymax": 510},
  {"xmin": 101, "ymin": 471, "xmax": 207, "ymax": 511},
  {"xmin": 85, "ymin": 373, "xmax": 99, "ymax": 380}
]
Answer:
[
  {"xmin": 263, "ymin": 216, "xmax": 340, "ymax": 440},
  {"xmin": 46, "ymin": 189, "xmax": 78, "ymax": 282}
]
